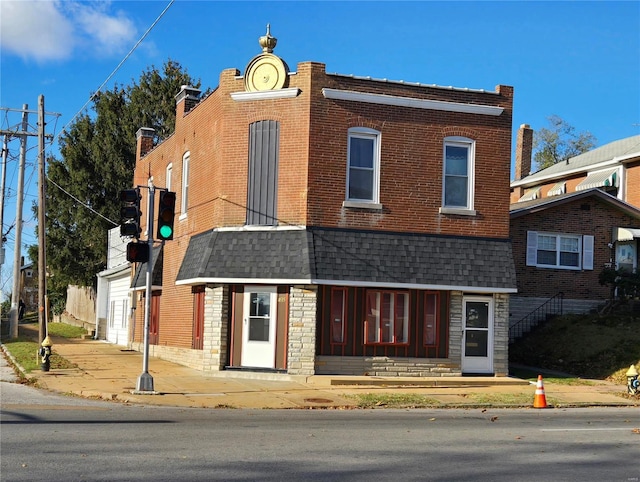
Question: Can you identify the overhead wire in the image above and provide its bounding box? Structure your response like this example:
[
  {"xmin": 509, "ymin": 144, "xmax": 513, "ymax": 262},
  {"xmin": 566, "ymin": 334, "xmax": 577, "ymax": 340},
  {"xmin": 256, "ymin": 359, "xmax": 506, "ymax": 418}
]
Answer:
[{"xmin": 45, "ymin": 0, "xmax": 175, "ymax": 226}]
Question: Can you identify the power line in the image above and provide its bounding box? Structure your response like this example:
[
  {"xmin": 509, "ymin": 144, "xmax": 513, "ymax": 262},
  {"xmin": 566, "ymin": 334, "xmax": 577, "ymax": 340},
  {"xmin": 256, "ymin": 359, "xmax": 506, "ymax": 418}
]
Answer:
[
  {"xmin": 44, "ymin": 0, "xmax": 176, "ymax": 227},
  {"xmin": 54, "ymin": 0, "xmax": 175, "ymax": 144}
]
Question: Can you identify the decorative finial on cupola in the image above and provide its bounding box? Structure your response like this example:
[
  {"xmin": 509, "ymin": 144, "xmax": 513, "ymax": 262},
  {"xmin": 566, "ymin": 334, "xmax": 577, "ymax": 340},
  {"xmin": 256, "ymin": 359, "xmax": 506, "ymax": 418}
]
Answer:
[{"xmin": 259, "ymin": 23, "xmax": 277, "ymax": 53}]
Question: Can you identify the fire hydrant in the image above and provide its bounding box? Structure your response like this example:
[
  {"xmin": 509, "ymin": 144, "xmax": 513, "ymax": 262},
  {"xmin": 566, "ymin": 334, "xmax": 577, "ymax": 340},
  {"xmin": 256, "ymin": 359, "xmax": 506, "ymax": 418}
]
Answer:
[
  {"xmin": 39, "ymin": 336, "xmax": 52, "ymax": 372},
  {"xmin": 626, "ymin": 364, "xmax": 639, "ymax": 396}
]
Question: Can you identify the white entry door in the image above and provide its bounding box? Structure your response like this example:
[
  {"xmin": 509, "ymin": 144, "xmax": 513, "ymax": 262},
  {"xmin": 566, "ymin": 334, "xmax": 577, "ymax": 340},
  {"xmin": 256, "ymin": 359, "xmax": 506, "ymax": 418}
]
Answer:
[
  {"xmin": 241, "ymin": 287, "xmax": 277, "ymax": 368},
  {"xmin": 461, "ymin": 296, "xmax": 494, "ymax": 374}
]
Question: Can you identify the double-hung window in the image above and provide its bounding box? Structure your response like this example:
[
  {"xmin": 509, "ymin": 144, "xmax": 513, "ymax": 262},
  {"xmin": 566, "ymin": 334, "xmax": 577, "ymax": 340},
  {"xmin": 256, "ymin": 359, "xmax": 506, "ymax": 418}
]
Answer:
[
  {"xmin": 365, "ymin": 290, "xmax": 409, "ymax": 344},
  {"xmin": 442, "ymin": 137, "xmax": 475, "ymax": 212},
  {"xmin": 166, "ymin": 163, "xmax": 173, "ymax": 192},
  {"xmin": 346, "ymin": 127, "xmax": 380, "ymax": 204},
  {"xmin": 526, "ymin": 231, "xmax": 594, "ymax": 270},
  {"xmin": 181, "ymin": 152, "xmax": 190, "ymax": 216}
]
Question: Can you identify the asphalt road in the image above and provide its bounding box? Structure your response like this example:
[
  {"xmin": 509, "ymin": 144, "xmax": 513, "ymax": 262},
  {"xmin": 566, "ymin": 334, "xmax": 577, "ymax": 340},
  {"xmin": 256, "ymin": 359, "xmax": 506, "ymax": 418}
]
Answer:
[{"xmin": 2, "ymin": 380, "xmax": 639, "ymax": 482}]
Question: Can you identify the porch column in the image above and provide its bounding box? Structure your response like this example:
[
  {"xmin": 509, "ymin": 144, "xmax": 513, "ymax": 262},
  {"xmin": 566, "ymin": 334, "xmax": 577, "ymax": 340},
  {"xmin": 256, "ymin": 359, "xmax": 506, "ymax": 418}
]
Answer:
[
  {"xmin": 448, "ymin": 291, "xmax": 463, "ymax": 367},
  {"xmin": 287, "ymin": 286, "xmax": 317, "ymax": 375},
  {"xmin": 203, "ymin": 285, "xmax": 229, "ymax": 372},
  {"xmin": 493, "ymin": 293, "xmax": 510, "ymax": 376}
]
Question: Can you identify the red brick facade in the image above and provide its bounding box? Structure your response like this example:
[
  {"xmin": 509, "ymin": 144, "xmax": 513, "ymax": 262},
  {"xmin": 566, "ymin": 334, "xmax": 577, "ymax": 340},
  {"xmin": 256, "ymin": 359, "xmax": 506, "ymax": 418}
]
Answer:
[
  {"xmin": 511, "ymin": 194, "xmax": 640, "ymax": 300},
  {"xmin": 130, "ymin": 60, "xmax": 514, "ymax": 351}
]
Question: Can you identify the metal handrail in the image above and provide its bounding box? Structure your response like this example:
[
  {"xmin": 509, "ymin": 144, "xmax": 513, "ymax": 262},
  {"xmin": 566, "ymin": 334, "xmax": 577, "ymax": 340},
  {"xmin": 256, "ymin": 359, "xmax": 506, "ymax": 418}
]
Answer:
[{"xmin": 509, "ymin": 292, "xmax": 564, "ymax": 343}]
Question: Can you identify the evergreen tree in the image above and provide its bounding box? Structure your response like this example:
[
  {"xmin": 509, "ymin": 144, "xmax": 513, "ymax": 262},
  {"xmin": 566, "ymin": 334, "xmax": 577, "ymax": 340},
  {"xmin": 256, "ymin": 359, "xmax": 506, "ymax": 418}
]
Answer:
[{"xmin": 30, "ymin": 60, "xmax": 202, "ymax": 311}]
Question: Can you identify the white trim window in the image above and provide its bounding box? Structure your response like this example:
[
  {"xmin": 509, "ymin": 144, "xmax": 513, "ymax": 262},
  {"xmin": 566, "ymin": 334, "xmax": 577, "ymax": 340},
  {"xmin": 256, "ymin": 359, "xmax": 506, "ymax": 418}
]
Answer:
[
  {"xmin": 346, "ymin": 127, "xmax": 380, "ymax": 204},
  {"xmin": 526, "ymin": 231, "xmax": 594, "ymax": 270},
  {"xmin": 166, "ymin": 163, "xmax": 172, "ymax": 192},
  {"xmin": 442, "ymin": 137, "xmax": 475, "ymax": 211},
  {"xmin": 180, "ymin": 152, "xmax": 190, "ymax": 216}
]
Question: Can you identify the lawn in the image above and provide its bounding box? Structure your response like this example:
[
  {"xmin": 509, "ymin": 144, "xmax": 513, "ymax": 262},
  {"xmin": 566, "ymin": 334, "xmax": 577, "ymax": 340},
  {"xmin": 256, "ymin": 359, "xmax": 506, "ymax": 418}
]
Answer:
[
  {"xmin": 509, "ymin": 311, "xmax": 640, "ymax": 384},
  {"xmin": 1, "ymin": 317, "xmax": 86, "ymax": 374}
]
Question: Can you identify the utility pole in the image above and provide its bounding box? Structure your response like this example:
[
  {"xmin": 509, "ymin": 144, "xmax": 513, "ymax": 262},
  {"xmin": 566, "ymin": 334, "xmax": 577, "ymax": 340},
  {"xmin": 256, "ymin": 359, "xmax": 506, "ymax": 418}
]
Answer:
[
  {"xmin": 38, "ymin": 95, "xmax": 47, "ymax": 342},
  {"xmin": 8, "ymin": 105, "xmax": 28, "ymax": 339},
  {"xmin": 0, "ymin": 135, "xmax": 8, "ymax": 266},
  {"xmin": 0, "ymin": 100, "xmax": 59, "ymax": 340},
  {"xmin": 0, "ymin": 135, "xmax": 8, "ymax": 323}
]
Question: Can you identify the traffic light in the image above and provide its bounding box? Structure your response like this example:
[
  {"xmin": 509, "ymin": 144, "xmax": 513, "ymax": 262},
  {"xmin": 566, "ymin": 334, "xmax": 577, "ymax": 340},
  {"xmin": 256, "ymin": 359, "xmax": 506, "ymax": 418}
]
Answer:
[
  {"xmin": 126, "ymin": 241, "xmax": 149, "ymax": 263},
  {"xmin": 157, "ymin": 190, "xmax": 176, "ymax": 241},
  {"xmin": 120, "ymin": 188, "xmax": 141, "ymax": 238}
]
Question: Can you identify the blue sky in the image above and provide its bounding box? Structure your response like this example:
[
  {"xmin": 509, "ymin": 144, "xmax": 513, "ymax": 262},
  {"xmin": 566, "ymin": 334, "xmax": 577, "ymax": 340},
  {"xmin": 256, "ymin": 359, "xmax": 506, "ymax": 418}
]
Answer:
[{"xmin": 0, "ymin": 0, "xmax": 639, "ymax": 297}]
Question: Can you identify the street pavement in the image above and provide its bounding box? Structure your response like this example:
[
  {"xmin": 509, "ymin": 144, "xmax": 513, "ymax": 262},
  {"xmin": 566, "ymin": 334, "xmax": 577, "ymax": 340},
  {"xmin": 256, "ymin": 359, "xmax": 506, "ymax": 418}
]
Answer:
[{"xmin": 1, "ymin": 324, "xmax": 638, "ymax": 410}]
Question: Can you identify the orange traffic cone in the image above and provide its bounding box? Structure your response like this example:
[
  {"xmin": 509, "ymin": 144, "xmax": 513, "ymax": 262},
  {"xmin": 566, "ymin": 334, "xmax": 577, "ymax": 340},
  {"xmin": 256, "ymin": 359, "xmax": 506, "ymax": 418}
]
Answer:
[{"xmin": 533, "ymin": 375, "xmax": 548, "ymax": 409}]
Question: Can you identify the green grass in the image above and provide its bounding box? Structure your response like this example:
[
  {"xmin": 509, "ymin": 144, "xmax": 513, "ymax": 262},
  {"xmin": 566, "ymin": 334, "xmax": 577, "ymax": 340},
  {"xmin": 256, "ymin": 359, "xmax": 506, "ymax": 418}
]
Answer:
[
  {"xmin": 1, "ymin": 318, "xmax": 85, "ymax": 373},
  {"xmin": 46, "ymin": 322, "xmax": 87, "ymax": 339},
  {"xmin": 2, "ymin": 339, "xmax": 77, "ymax": 373},
  {"xmin": 509, "ymin": 312, "xmax": 640, "ymax": 384},
  {"xmin": 346, "ymin": 393, "xmax": 442, "ymax": 408}
]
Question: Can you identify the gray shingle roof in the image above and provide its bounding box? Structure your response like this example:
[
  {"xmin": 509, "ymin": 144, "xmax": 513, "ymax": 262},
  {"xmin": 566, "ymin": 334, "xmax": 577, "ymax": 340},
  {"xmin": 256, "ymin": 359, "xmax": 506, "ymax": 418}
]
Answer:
[
  {"xmin": 176, "ymin": 227, "xmax": 516, "ymax": 292},
  {"xmin": 131, "ymin": 245, "xmax": 163, "ymax": 289},
  {"xmin": 512, "ymin": 135, "xmax": 640, "ymax": 186}
]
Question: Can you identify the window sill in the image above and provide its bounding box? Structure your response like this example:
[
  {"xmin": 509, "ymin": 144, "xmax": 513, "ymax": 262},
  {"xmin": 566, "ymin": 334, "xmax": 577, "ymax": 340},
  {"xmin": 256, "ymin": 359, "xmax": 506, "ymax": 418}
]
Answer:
[
  {"xmin": 439, "ymin": 207, "xmax": 477, "ymax": 216},
  {"xmin": 533, "ymin": 264, "xmax": 581, "ymax": 271},
  {"xmin": 179, "ymin": 213, "xmax": 187, "ymax": 221},
  {"xmin": 343, "ymin": 200, "xmax": 383, "ymax": 210}
]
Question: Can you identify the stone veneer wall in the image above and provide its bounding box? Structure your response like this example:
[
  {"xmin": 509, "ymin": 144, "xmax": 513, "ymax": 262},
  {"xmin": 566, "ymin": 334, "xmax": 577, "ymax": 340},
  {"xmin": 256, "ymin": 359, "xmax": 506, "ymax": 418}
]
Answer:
[
  {"xmin": 315, "ymin": 356, "xmax": 459, "ymax": 376},
  {"xmin": 202, "ymin": 285, "xmax": 229, "ymax": 372},
  {"xmin": 129, "ymin": 284, "xmax": 230, "ymax": 372},
  {"xmin": 129, "ymin": 341, "xmax": 205, "ymax": 370},
  {"xmin": 287, "ymin": 286, "xmax": 317, "ymax": 375},
  {"xmin": 448, "ymin": 291, "xmax": 463, "ymax": 370},
  {"xmin": 493, "ymin": 293, "xmax": 509, "ymax": 376}
]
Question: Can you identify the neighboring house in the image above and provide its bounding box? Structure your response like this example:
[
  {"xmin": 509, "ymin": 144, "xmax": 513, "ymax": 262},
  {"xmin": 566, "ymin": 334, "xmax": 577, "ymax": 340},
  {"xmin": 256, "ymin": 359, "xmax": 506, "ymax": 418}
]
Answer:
[
  {"xmin": 19, "ymin": 261, "xmax": 37, "ymax": 313},
  {"xmin": 95, "ymin": 227, "xmax": 132, "ymax": 344},
  {"xmin": 509, "ymin": 127, "xmax": 640, "ymax": 324},
  {"xmin": 126, "ymin": 28, "xmax": 516, "ymax": 376},
  {"xmin": 510, "ymin": 127, "xmax": 640, "ymax": 208}
]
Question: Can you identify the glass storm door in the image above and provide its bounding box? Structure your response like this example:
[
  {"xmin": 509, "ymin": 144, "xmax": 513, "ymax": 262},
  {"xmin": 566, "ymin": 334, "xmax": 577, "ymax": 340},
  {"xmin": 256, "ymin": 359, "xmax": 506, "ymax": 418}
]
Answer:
[
  {"xmin": 241, "ymin": 288, "xmax": 277, "ymax": 368},
  {"xmin": 461, "ymin": 296, "xmax": 494, "ymax": 374}
]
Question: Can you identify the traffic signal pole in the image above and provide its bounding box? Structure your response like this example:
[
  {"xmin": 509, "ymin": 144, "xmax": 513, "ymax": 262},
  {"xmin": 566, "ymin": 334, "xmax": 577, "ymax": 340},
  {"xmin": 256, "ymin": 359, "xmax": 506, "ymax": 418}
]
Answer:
[{"xmin": 136, "ymin": 181, "xmax": 156, "ymax": 393}]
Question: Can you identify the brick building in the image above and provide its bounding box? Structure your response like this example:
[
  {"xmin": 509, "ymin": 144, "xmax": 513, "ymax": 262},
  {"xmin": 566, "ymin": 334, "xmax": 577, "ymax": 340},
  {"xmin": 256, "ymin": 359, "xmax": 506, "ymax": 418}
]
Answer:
[
  {"xmin": 127, "ymin": 28, "xmax": 516, "ymax": 376},
  {"xmin": 509, "ymin": 127, "xmax": 640, "ymax": 324}
]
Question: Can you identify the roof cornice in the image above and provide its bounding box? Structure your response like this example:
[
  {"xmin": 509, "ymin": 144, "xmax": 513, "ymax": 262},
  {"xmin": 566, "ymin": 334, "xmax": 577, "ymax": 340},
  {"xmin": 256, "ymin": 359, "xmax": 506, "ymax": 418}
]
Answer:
[{"xmin": 322, "ymin": 88, "xmax": 504, "ymax": 116}]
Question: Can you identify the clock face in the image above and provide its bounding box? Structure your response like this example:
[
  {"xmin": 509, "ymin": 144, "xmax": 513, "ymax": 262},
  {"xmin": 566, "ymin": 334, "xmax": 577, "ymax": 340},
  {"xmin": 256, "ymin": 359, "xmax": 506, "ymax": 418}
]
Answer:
[{"xmin": 245, "ymin": 54, "xmax": 287, "ymax": 92}]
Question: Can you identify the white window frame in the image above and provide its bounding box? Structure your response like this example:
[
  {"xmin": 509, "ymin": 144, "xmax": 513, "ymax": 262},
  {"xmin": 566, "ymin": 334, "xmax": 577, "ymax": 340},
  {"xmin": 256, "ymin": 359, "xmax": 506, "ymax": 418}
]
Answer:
[
  {"xmin": 345, "ymin": 127, "xmax": 381, "ymax": 207},
  {"xmin": 166, "ymin": 163, "xmax": 172, "ymax": 192},
  {"xmin": 526, "ymin": 231, "xmax": 594, "ymax": 271},
  {"xmin": 180, "ymin": 152, "xmax": 190, "ymax": 218},
  {"xmin": 440, "ymin": 136, "xmax": 475, "ymax": 215}
]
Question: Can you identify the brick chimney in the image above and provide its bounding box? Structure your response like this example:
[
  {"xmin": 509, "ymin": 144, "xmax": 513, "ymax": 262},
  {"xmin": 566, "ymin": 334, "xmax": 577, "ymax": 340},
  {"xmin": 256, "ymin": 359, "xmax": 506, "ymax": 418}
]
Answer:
[
  {"xmin": 515, "ymin": 123, "xmax": 533, "ymax": 180},
  {"xmin": 175, "ymin": 85, "xmax": 201, "ymax": 117},
  {"xmin": 136, "ymin": 127, "xmax": 155, "ymax": 159}
]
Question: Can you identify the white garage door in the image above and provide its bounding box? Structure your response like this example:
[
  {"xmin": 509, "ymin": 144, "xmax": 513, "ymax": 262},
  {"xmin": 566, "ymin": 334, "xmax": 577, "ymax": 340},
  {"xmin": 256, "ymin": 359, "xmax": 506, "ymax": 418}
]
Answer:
[{"xmin": 106, "ymin": 276, "xmax": 131, "ymax": 346}]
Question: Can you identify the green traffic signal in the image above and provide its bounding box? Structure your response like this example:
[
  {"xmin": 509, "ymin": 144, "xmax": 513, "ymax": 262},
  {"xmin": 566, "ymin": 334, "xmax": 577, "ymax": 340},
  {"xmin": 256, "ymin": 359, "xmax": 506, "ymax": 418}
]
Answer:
[
  {"xmin": 159, "ymin": 224, "xmax": 173, "ymax": 239},
  {"xmin": 156, "ymin": 190, "xmax": 176, "ymax": 241}
]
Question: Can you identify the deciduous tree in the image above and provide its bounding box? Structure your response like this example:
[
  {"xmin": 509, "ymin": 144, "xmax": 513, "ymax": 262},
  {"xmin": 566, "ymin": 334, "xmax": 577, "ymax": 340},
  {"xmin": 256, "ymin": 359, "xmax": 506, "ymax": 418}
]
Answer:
[{"xmin": 533, "ymin": 115, "xmax": 597, "ymax": 171}]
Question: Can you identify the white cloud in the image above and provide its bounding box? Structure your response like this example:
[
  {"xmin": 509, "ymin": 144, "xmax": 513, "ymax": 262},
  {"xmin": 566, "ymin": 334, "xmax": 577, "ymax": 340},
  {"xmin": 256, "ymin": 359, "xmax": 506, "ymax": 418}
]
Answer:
[
  {"xmin": 0, "ymin": 0, "xmax": 138, "ymax": 62},
  {"xmin": 0, "ymin": 0, "xmax": 75, "ymax": 61}
]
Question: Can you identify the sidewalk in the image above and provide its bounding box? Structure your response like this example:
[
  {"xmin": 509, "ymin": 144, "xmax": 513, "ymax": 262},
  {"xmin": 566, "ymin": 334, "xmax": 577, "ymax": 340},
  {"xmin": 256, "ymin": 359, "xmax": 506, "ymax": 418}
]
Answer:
[{"xmin": 2, "ymin": 327, "xmax": 638, "ymax": 410}]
